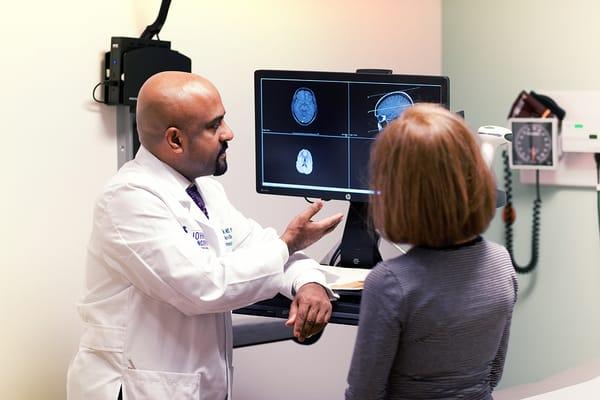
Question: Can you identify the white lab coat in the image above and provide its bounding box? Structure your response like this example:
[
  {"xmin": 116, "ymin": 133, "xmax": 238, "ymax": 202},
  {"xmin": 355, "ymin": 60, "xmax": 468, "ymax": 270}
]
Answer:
[{"xmin": 67, "ymin": 146, "xmax": 329, "ymax": 400}]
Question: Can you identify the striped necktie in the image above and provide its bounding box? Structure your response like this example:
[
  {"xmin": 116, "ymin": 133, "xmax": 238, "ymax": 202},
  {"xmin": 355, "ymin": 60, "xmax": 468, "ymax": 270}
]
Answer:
[{"xmin": 186, "ymin": 184, "xmax": 209, "ymax": 219}]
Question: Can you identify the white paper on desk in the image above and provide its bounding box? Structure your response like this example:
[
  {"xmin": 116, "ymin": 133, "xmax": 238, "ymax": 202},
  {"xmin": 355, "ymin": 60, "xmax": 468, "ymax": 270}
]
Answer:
[
  {"xmin": 521, "ymin": 375, "xmax": 600, "ymax": 400},
  {"xmin": 315, "ymin": 265, "xmax": 370, "ymax": 290}
]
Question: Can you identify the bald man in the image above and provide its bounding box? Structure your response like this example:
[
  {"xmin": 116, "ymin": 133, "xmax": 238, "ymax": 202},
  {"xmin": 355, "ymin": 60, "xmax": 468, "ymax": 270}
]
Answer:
[{"xmin": 67, "ymin": 71, "xmax": 343, "ymax": 400}]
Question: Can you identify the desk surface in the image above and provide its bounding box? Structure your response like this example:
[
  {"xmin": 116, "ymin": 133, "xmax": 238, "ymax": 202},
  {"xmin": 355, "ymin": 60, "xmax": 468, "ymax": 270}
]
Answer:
[{"xmin": 234, "ymin": 292, "xmax": 362, "ymax": 326}]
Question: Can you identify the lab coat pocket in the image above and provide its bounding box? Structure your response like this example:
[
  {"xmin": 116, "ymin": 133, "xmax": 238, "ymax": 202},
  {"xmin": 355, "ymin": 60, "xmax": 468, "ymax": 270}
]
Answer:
[{"xmin": 122, "ymin": 367, "xmax": 200, "ymax": 400}]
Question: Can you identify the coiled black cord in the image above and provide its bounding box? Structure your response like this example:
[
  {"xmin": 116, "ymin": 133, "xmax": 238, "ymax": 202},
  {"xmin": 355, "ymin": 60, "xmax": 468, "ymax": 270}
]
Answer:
[{"xmin": 502, "ymin": 150, "xmax": 541, "ymax": 274}]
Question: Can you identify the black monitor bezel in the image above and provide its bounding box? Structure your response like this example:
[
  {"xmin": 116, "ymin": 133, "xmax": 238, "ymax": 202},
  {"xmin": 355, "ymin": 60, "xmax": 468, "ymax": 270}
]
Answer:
[{"xmin": 254, "ymin": 69, "xmax": 450, "ymax": 202}]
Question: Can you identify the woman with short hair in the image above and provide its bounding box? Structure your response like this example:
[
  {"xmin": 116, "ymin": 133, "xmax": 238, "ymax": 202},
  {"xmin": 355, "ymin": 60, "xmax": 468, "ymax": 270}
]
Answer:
[{"xmin": 346, "ymin": 104, "xmax": 517, "ymax": 400}]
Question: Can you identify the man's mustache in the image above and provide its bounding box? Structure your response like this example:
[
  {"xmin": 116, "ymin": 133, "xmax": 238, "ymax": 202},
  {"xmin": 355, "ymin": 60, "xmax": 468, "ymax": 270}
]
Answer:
[{"xmin": 219, "ymin": 142, "xmax": 228, "ymax": 155}]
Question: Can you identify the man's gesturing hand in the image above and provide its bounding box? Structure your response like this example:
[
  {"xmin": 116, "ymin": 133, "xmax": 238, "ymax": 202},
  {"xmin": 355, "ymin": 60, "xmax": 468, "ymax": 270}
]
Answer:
[
  {"xmin": 285, "ymin": 283, "xmax": 332, "ymax": 342},
  {"xmin": 280, "ymin": 200, "xmax": 343, "ymax": 254}
]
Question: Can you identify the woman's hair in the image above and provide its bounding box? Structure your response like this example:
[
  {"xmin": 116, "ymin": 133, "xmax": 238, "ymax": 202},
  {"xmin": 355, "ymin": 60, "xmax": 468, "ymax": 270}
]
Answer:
[{"xmin": 369, "ymin": 103, "xmax": 496, "ymax": 247}]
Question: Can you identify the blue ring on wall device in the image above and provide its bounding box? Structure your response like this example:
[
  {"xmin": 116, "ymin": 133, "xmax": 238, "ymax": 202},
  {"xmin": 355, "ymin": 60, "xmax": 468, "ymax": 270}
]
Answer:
[
  {"xmin": 374, "ymin": 91, "xmax": 414, "ymax": 131},
  {"xmin": 291, "ymin": 87, "xmax": 317, "ymax": 126}
]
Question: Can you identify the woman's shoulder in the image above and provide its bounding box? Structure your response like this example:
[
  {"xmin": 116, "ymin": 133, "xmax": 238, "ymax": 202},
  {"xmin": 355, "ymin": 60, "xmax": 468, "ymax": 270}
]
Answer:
[
  {"xmin": 478, "ymin": 239, "xmax": 514, "ymax": 269},
  {"xmin": 375, "ymin": 251, "xmax": 432, "ymax": 277},
  {"xmin": 366, "ymin": 256, "xmax": 424, "ymax": 293},
  {"xmin": 360, "ymin": 261, "xmax": 407, "ymax": 310},
  {"xmin": 479, "ymin": 237, "xmax": 509, "ymax": 253}
]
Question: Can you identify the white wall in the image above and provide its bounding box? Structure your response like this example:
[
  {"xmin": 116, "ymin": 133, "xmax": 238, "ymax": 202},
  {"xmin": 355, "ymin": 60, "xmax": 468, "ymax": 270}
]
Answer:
[
  {"xmin": 443, "ymin": 0, "xmax": 600, "ymax": 389},
  {"xmin": 0, "ymin": 1, "xmax": 441, "ymax": 399}
]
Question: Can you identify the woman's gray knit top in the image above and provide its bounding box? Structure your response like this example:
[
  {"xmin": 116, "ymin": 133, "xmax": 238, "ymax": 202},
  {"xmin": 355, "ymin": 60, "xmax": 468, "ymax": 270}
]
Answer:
[{"xmin": 346, "ymin": 237, "xmax": 517, "ymax": 400}]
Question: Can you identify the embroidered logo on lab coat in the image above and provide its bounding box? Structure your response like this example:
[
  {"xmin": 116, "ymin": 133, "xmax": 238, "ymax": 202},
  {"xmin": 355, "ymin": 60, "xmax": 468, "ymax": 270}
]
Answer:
[
  {"xmin": 182, "ymin": 225, "xmax": 209, "ymax": 248},
  {"xmin": 222, "ymin": 227, "xmax": 233, "ymax": 247}
]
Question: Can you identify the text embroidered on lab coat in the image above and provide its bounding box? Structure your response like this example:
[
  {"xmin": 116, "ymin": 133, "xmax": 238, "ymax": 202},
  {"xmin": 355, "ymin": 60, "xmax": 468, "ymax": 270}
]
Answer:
[
  {"xmin": 182, "ymin": 225, "xmax": 209, "ymax": 248},
  {"xmin": 222, "ymin": 227, "xmax": 233, "ymax": 246}
]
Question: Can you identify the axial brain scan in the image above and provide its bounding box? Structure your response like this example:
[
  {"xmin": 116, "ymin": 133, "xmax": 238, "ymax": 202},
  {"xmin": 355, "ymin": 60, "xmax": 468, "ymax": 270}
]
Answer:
[
  {"xmin": 295, "ymin": 148, "xmax": 313, "ymax": 175},
  {"xmin": 374, "ymin": 91, "xmax": 414, "ymax": 131},
  {"xmin": 291, "ymin": 87, "xmax": 317, "ymax": 126}
]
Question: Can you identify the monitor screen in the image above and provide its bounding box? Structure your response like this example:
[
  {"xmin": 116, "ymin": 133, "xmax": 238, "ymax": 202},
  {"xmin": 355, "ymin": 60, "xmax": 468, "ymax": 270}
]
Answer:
[{"xmin": 255, "ymin": 70, "xmax": 450, "ymax": 202}]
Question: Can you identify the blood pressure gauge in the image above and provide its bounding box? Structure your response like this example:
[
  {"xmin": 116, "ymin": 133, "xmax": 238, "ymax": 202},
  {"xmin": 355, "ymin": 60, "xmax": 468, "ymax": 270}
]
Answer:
[{"xmin": 508, "ymin": 118, "xmax": 559, "ymax": 170}]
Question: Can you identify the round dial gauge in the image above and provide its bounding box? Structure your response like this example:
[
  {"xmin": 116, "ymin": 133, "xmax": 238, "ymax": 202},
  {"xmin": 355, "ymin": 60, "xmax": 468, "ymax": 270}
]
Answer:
[{"xmin": 513, "ymin": 123, "xmax": 553, "ymax": 165}]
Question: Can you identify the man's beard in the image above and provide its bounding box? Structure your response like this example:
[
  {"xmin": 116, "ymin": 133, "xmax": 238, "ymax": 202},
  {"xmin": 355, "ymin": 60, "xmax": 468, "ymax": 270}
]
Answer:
[{"xmin": 213, "ymin": 142, "xmax": 228, "ymax": 176}]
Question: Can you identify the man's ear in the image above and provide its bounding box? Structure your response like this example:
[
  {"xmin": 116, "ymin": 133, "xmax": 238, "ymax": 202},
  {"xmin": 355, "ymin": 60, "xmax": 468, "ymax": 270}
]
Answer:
[{"xmin": 165, "ymin": 127, "xmax": 184, "ymax": 153}]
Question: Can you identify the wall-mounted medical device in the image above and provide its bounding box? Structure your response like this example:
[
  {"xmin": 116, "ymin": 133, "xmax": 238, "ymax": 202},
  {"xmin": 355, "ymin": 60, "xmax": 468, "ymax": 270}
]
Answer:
[
  {"xmin": 103, "ymin": 36, "xmax": 190, "ymax": 107},
  {"xmin": 501, "ymin": 89, "xmax": 600, "ymax": 271},
  {"xmin": 512, "ymin": 90, "xmax": 600, "ymax": 188},
  {"xmin": 553, "ymin": 91, "xmax": 600, "ymax": 154},
  {"xmin": 563, "ymin": 120, "xmax": 600, "ymax": 153},
  {"xmin": 500, "ymin": 91, "xmax": 565, "ymax": 274},
  {"xmin": 93, "ymin": 0, "xmax": 191, "ymax": 168},
  {"xmin": 477, "ymin": 125, "xmax": 512, "ymax": 168},
  {"xmin": 508, "ymin": 117, "xmax": 560, "ymax": 170},
  {"xmin": 97, "ymin": 0, "xmax": 190, "ymax": 109}
]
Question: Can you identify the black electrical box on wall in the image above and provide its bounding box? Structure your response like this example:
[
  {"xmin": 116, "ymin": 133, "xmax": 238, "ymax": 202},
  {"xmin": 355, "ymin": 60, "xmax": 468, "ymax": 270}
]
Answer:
[{"xmin": 103, "ymin": 36, "xmax": 191, "ymax": 108}]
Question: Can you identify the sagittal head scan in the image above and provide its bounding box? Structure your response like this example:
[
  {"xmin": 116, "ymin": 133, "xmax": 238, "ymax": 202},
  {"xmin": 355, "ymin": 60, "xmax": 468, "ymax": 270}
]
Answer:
[
  {"xmin": 296, "ymin": 149, "xmax": 313, "ymax": 175},
  {"xmin": 373, "ymin": 91, "xmax": 414, "ymax": 131},
  {"xmin": 291, "ymin": 87, "xmax": 317, "ymax": 126}
]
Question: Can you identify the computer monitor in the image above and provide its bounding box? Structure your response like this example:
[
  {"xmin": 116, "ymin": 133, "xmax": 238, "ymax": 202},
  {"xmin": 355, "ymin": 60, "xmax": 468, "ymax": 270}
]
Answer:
[
  {"xmin": 254, "ymin": 69, "xmax": 450, "ymax": 267},
  {"xmin": 255, "ymin": 69, "xmax": 450, "ymax": 202}
]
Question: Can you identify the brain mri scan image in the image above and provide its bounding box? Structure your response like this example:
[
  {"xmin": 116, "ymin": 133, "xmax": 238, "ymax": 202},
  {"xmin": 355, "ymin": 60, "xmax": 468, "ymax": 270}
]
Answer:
[
  {"xmin": 373, "ymin": 91, "xmax": 414, "ymax": 131},
  {"xmin": 295, "ymin": 148, "xmax": 313, "ymax": 175},
  {"xmin": 291, "ymin": 87, "xmax": 317, "ymax": 126}
]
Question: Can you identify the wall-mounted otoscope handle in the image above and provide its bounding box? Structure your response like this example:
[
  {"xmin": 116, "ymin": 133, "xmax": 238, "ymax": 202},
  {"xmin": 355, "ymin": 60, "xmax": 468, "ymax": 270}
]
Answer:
[{"xmin": 477, "ymin": 125, "xmax": 513, "ymax": 167}]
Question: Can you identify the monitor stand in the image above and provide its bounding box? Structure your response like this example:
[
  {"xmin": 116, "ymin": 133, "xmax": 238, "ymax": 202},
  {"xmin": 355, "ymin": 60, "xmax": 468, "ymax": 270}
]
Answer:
[
  {"xmin": 339, "ymin": 201, "xmax": 382, "ymax": 268},
  {"xmin": 337, "ymin": 66, "xmax": 388, "ymax": 268}
]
